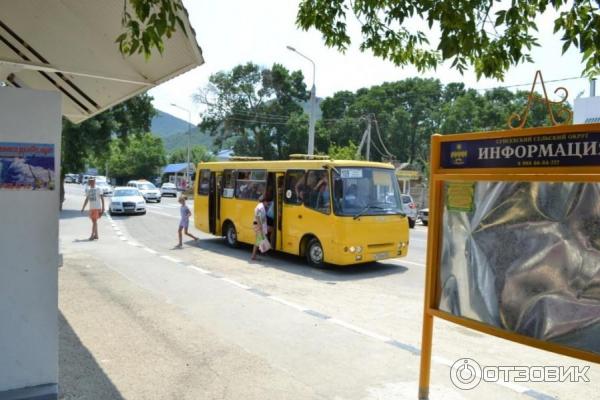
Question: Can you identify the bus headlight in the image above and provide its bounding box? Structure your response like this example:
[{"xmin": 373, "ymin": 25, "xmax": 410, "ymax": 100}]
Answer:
[
  {"xmin": 349, "ymin": 246, "xmax": 356, "ymax": 253},
  {"xmin": 347, "ymin": 246, "xmax": 363, "ymax": 254},
  {"xmin": 355, "ymin": 246, "xmax": 362, "ymax": 253}
]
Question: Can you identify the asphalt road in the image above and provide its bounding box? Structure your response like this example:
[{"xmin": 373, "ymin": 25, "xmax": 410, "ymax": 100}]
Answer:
[{"xmin": 58, "ymin": 184, "xmax": 599, "ymax": 400}]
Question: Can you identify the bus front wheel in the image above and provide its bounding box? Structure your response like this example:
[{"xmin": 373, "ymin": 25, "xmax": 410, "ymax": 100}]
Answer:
[
  {"xmin": 224, "ymin": 222, "xmax": 238, "ymax": 247},
  {"xmin": 306, "ymin": 238, "xmax": 325, "ymax": 267}
]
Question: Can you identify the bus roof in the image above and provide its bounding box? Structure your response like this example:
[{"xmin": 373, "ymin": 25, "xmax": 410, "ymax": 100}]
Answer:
[{"xmin": 197, "ymin": 159, "xmax": 395, "ymax": 171}]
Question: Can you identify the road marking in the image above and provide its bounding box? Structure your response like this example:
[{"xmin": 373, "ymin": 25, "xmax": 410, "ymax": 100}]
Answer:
[
  {"xmin": 432, "ymin": 355, "xmax": 453, "ymax": 367},
  {"xmin": 247, "ymin": 287, "xmax": 269, "ymax": 297},
  {"xmin": 328, "ymin": 318, "xmax": 391, "ymax": 342},
  {"xmin": 268, "ymin": 295, "xmax": 308, "ymax": 312},
  {"xmin": 220, "ymin": 277, "xmax": 251, "ymax": 290},
  {"xmin": 187, "ymin": 264, "xmax": 210, "ymax": 274},
  {"xmin": 304, "ymin": 309, "xmax": 330, "ymax": 320},
  {"xmin": 110, "ymin": 224, "xmax": 556, "ymax": 400},
  {"xmin": 386, "ymin": 339, "xmax": 421, "ymax": 355},
  {"xmin": 160, "ymin": 255, "xmax": 182, "ymax": 263},
  {"xmin": 400, "ymin": 260, "xmax": 426, "ymax": 267}
]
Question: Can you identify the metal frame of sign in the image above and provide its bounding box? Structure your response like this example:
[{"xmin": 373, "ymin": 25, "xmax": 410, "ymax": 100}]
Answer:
[{"xmin": 418, "ymin": 122, "xmax": 600, "ymax": 400}]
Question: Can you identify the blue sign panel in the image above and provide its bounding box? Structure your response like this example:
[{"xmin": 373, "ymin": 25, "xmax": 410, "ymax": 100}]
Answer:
[{"xmin": 440, "ymin": 132, "xmax": 600, "ymax": 168}]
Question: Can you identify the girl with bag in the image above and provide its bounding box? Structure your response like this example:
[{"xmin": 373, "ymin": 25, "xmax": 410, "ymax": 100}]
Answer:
[{"xmin": 251, "ymin": 195, "xmax": 272, "ymax": 260}]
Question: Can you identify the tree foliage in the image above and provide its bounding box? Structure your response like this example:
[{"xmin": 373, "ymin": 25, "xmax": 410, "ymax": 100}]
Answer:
[
  {"xmin": 195, "ymin": 62, "xmax": 309, "ymax": 159},
  {"xmin": 296, "ymin": 0, "xmax": 600, "ymax": 79},
  {"xmin": 61, "ymin": 94, "xmax": 156, "ymax": 174},
  {"xmin": 167, "ymin": 145, "xmax": 215, "ymax": 164},
  {"xmin": 196, "ymin": 64, "xmax": 571, "ymax": 171},
  {"xmin": 107, "ymin": 133, "xmax": 166, "ymax": 181},
  {"xmin": 117, "ymin": 0, "xmax": 187, "ymax": 59}
]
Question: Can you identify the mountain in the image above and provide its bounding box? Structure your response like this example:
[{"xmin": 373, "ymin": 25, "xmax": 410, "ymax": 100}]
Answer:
[{"xmin": 151, "ymin": 110, "xmax": 213, "ymax": 152}]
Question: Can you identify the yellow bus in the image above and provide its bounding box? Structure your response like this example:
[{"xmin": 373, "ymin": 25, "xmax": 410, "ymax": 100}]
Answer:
[{"xmin": 194, "ymin": 157, "xmax": 410, "ymax": 266}]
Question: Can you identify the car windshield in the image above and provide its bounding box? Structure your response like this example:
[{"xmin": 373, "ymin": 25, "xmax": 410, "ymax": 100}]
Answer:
[
  {"xmin": 332, "ymin": 167, "xmax": 403, "ymax": 216},
  {"xmin": 114, "ymin": 189, "xmax": 139, "ymax": 197},
  {"xmin": 139, "ymin": 183, "xmax": 156, "ymax": 190}
]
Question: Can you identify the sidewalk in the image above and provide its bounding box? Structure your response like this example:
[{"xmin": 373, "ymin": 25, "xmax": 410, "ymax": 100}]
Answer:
[{"xmin": 58, "ymin": 249, "xmax": 320, "ymax": 400}]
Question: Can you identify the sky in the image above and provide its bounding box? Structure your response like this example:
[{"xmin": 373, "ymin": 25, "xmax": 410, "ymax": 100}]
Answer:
[{"xmin": 150, "ymin": 0, "xmax": 594, "ymax": 125}]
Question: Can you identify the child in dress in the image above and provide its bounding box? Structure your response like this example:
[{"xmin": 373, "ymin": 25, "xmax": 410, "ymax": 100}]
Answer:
[{"xmin": 176, "ymin": 195, "xmax": 198, "ymax": 248}]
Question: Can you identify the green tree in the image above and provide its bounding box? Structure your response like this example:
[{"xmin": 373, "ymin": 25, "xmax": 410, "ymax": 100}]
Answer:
[
  {"xmin": 195, "ymin": 62, "xmax": 309, "ymax": 159},
  {"xmin": 117, "ymin": 0, "xmax": 187, "ymax": 59},
  {"xmin": 61, "ymin": 93, "xmax": 156, "ymax": 175},
  {"xmin": 328, "ymin": 141, "xmax": 362, "ymax": 160},
  {"xmin": 296, "ymin": 0, "xmax": 600, "ymax": 79},
  {"xmin": 167, "ymin": 145, "xmax": 215, "ymax": 164},
  {"xmin": 108, "ymin": 133, "xmax": 166, "ymax": 182}
]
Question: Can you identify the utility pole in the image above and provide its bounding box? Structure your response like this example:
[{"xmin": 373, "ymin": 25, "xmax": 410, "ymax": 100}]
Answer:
[
  {"xmin": 287, "ymin": 45, "xmax": 316, "ymax": 156},
  {"xmin": 171, "ymin": 103, "xmax": 192, "ymax": 188},
  {"xmin": 356, "ymin": 114, "xmax": 372, "ymax": 160}
]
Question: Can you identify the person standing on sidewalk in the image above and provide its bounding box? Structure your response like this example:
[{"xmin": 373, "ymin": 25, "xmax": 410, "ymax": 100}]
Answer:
[
  {"xmin": 176, "ymin": 194, "xmax": 198, "ymax": 248},
  {"xmin": 81, "ymin": 177, "xmax": 104, "ymax": 240}
]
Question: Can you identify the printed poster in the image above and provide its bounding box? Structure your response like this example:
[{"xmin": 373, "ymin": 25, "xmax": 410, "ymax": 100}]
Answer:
[{"xmin": 0, "ymin": 142, "xmax": 55, "ymax": 190}]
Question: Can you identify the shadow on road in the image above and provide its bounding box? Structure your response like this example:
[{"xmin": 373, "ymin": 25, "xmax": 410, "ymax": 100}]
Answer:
[
  {"xmin": 187, "ymin": 238, "xmax": 408, "ymax": 282},
  {"xmin": 59, "ymin": 209, "xmax": 86, "ymax": 220},
  {"xmin": 59, "ymin": 311, "xmax": 125, "ymax": 400}
]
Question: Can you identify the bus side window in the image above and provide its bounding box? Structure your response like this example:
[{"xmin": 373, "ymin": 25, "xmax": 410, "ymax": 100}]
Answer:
[
  {"xmin": 305, "ymin": 170, "xmax": 330, "ymax": 214},
  {"xmin": 284, "ymin": 170, "xmax": 305, "ymax": 205},
  {"xmin": 235, "ymin": 170, "xmax": 266, "ymax": 200},
  {"xmin": 198, "ymin": 169, "xmax": 210, "ymax": 195},
  {"xmin": 222, "ymin": 170, "xmax": 235, "ymax": 198}
]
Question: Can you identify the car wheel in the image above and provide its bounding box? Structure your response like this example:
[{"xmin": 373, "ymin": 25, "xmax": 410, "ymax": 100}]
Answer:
[
  {"xmin": 409, "ymin": 218, "xmax": 415, "ymax": 229},
  {"xmin": 157, "ymin": 199, "xmax": 161, "ymax": 203},
  {"xmin": 422, "ymin": 220, "xmax": 428, "ymax": 226},
  {"xmin": 109, "ymin": 210, "xmax": 114, "ymax": 216},
  {"xmin": 306, "ymin": 238, "xmax": 325, "ymax": 267},
  {"xmin": 224, "ymin": 222, "xmax": 238, "ymax": 247}
]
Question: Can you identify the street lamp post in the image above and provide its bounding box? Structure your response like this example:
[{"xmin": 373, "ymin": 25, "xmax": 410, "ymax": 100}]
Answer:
[
  {"xmin": 171, "ymin": 103, "xmax": 192, "ymax": 190},
  {"xmin": 287, "ymin": 45, "xmax": 316, "ymax": 156}
]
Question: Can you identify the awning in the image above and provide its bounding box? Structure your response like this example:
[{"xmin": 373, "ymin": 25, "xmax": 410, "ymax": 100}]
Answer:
[
  {"xmin": 0, "ymin": 0, "xmax": 204, "ymax": 123},
  {"xmin": 163, "ymin": 162, "xmax": 195, "ymax": 174}
]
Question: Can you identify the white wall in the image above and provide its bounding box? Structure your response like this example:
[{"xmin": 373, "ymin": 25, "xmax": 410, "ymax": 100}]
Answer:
[
  {"xmin": 574, "ymin": 96, "xmax": 600, "ymax": 124},
  {"xmin": 0, "ymin": 87, "xmax": 61, "ymax": 393}
]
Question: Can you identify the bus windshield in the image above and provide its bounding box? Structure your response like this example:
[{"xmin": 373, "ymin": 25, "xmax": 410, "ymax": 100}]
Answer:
[{"xmin": 332, "ymin": 167, "xmax": 403, "ymax": 217}]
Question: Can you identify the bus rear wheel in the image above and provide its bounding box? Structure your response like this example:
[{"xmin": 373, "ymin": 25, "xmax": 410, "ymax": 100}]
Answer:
[
  {"xmin": 224, "ymin": 222, "xmax": 238, "ymax": 247},
  {"xmin": 306, "ymin": 238, "xmax": 325, "ymax": 267}
]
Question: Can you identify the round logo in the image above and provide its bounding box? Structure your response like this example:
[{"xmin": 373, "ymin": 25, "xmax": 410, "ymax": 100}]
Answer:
[
  {"xmin": 450, "ymin": 358, "xmax": 481, "ymax": 390},
  {"xmin": 286, "ymin": 189, "xmax": 292, "ymax": 199}
]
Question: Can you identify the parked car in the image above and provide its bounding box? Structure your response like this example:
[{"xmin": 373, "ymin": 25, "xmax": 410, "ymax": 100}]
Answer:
[
  {"xmin": 401, "ymin": 194, "xmax": 418, "ymax": 228},
  {"xmin": 418, "ymin": 208, "xmax": 429, "ymax": 226},
  {"xmin": 95, "ymin": 180, "xmax": 113, "ymax": 196},
  {"xmin": 127, "ymin": 180, "xmax": 161, "ymax": 202},
  {"xmin": 160, "ymin": 182, "xmax": 178, "ymax": 197},
  {"xmin": 109, "ymin": 187, "xmax": 146, "ymax": 215},
  {"xmin": 64, "ymin": 173, "xmax": 77, "ymax": 183}
]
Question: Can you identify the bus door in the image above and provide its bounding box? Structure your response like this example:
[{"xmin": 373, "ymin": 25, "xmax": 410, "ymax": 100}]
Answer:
[
  {"xmin": 197, "ymin": 169, "xmax": 211, "ymax": 232},
  {"xmin": 275, "ymin": 173, "xmax": 285, "ymax": 250},
  {"xmin": 209, "ymin": 171, "xmax": 222, "ymax": 235},
  {"xmin": 281, "ymin": 170, "xmax": 306, "ymax": 255}
]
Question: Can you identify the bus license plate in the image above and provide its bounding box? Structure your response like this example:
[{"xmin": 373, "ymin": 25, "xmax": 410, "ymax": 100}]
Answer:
[{"xmin": 374, "ymin": 252, "xmax": 389, "ymax": 260}]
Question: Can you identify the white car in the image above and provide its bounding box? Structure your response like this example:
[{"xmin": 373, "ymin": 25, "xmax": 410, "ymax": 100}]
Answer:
[
  {"xmin": 418, "ymin": 208, "xmax": 429, "ymax": 226},
  {"xmin": 109, "ymin": 187, "xmax": 146, "ymax": 215},
  {"xmin": 160, "ymin": 182, "xmax": 178, "ymax": 197},
  {"xmin": 95, "ymin": 181, "xmax": 113, "ymax": 196},
  {"xmin": 127, "ymin": 180, "xmax": 161, "ymax": 202}
]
